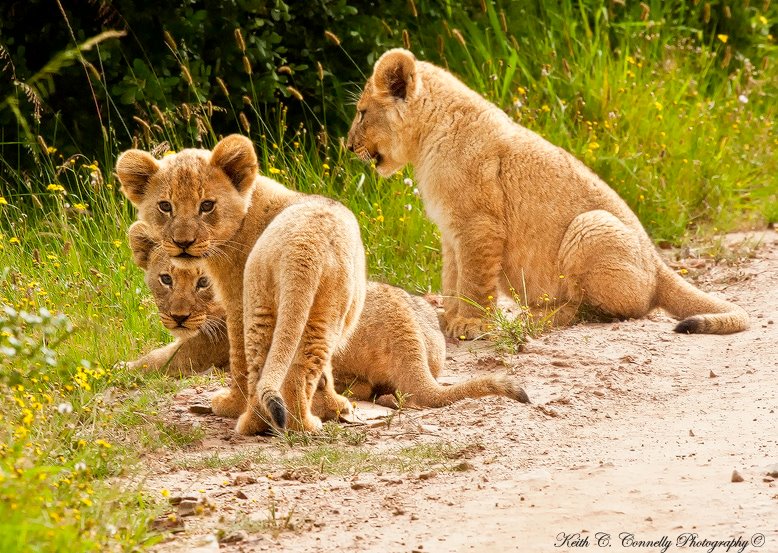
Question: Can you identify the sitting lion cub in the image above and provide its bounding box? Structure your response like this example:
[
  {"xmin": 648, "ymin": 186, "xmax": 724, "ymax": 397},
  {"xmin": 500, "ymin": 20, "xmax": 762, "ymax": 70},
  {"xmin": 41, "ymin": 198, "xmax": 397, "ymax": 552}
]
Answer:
[
  {"xmin": 117, "ymin": 135, "xmax": 364, "ymax": 434},
  {"xmin": 125, "ymin": 220, "xmax": 230, "ymax": 375},
  {"xmin": 127, "ymin": 221, "xmax": 530, "ymax": 408},
  {"xmin": 347, "ymin": 48, "xmax": 748, "ymax": 338}
]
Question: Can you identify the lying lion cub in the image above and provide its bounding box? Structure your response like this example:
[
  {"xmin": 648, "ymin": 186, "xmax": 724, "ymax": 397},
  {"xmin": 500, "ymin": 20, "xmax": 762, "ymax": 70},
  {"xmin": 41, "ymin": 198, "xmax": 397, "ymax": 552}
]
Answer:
[
  {"xmin": 347, "ymin": 48, "xmax": 748, "ymax": 339},
  {"xmin": 118, "ymin": 135, "xmax": 364, "ymax": 433},
  {"xmin": 125, "ymin": 220, "xmax": 229, "ymax": 375},
  {"xmin": 127, "ymin": 221, "xmax": 529, "ymax": 408}
]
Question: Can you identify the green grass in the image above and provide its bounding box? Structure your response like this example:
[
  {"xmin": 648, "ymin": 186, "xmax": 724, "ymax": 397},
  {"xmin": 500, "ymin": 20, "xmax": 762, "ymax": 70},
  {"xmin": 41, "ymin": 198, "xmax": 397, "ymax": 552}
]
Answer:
[{"xmin": 1, "ymin": 0, "xmax": 777, "ymax": 550}]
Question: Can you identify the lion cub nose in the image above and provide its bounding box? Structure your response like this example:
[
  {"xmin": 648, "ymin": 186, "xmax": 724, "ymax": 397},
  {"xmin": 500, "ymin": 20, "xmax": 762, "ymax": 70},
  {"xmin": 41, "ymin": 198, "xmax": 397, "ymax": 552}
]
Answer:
[
  {"xmin": 173, "ymin": 239, "xmax": 195, "ymax": 250},
  {"xmin": 171, "ymin": 313, "xmax": 190, "ymax": 326}
]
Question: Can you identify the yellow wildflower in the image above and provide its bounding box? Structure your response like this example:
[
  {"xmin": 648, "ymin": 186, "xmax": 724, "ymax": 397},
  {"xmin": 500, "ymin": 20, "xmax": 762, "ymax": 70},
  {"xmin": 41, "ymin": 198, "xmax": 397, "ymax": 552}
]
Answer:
[
  {"xmin": 9, "ymin": 237, "xmax": 20, "ymax": 245},
  {"xmin": 0, "ymin": 197, "xmax": 7, "ymax": 205},
  {"xmin": 72, "ymin": 203, "xmax": 88, "ymax": 212},
  {"xmin": 717, "ymin": 34, "xmax": 728, "ymax": 43},
  {"xmin": 268, "ymin": 167, "xmax": 281, "ymax": 175}
]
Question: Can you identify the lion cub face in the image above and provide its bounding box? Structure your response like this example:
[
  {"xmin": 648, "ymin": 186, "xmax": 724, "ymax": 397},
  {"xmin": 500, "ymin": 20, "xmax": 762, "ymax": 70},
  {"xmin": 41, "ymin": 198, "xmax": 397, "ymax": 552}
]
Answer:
[
  {"xmin": 117, "ymin": 135, "xmax": 258, "ymax": 266},
  {"xmin": 347, "ymin": 49, "xmax": 419, "ymax": 177},
  {"xmin": 129, "ymin": 221, "xmax": 221, "ymax": 340}
]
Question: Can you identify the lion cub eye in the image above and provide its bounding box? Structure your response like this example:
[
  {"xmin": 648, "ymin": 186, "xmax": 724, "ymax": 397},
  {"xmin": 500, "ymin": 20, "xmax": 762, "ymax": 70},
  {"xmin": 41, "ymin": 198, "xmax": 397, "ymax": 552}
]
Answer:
[
  {"xmin": 196, "ymin": 276, "xmax": 210, "ymax": 289},
  {"xmin": 159, "ymin": 274, "xmax": 173, "ymax": 286},
  {"xmin": 358, "ymin": 109, "xmax": 366, "ymax": 123},
  {"xmin": 199, "ymin": 200, "xmax": 215, "ymax": 214},
  {"xmin": 158, "ymin": 201, "xmax": 173, "ymax": 214}
]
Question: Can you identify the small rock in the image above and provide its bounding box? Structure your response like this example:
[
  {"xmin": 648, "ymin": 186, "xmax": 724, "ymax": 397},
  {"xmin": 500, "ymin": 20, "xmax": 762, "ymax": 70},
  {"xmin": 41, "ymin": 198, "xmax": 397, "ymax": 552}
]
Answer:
[
  {"xmin": 233, "ymin": 475, "xmax": 257, "ymax": 486},
  {"xmin": 418, "ymin": 471, "xmax": 437, "ymax": 481},
  {"xmin": 689, "ymin": 429, "xmax": 695, "ymax": 437},
  {"xmin": 763, "ymin": 477, "xmax": 774, "ymax": 483},
  {"xmin": 150, "ymin": 513, "xmax": 185, "ymax": 533},
  {"xmin": 169, "ymin": 495, "xmax": 198, "ymax": 506},
  {"xmin": 765, "ymin": 464, "xmax": 778, "ymax": 478},
  {"xmin": 235, "ymin": 490, "xmax": 248, "ymax": 500},
  {"xmin": 189, "ymin": 404, "xmax": 213, "ymax": 415},
  {"xmin": 709, "ymin": 370, "xmax": 718, "ymax": 378},
  {"xmin": 731, "ymin": 470, "xmax": 745, "ymax": 483},
  {"xmin": 454, "ymin": 461, "xmax": 474, "ymax": 472},
  {"xmin": 351, "ymin": 481, "xmax": 372, "ymax": 490},
  {"xmin": 178, "ymin": 499, "xmax": 200, "ymax": 517},
  {"xmin": 645, "ymin": 516, "xmax": 653, "ymax": 522},
  {"xmin": 219, "ymin": 530, "xmax": 248, "ymax": 544}
]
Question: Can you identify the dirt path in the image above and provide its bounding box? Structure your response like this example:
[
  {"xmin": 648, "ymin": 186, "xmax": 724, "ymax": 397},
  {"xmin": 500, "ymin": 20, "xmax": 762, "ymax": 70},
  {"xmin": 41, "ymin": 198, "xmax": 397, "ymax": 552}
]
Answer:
[{"xmin": 139, "ymin": 231, "xmax": 778, "ymax": 553}]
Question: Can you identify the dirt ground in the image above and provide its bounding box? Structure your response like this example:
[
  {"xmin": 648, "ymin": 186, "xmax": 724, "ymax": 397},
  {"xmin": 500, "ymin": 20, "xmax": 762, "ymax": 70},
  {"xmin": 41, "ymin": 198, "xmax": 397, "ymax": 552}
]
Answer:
[{"xmin": 136, "ymin": 230, "xmax": 778, "ymax": 553}]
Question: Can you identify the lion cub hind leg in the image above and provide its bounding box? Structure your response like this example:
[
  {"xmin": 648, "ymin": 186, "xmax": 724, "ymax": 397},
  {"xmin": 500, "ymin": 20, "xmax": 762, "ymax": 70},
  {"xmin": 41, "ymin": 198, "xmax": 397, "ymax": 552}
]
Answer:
[
  {"xmin": 234, "ymin": 302, "xmax": 275, "ymax": 436},
  {"xmin": 559, "ymin": 210, "xmax": 656, "ymax": 320}
]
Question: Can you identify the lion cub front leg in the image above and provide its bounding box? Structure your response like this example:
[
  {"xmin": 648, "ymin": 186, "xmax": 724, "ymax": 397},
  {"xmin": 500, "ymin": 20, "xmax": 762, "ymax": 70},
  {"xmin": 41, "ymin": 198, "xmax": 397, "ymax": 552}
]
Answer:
[
  {"xmin": 235, "ymin": 307, "xmax": 275, "ymax": 435},
  {"xmin": 445, "ymin": 226, "xmax": 504, "ymax": 340},
  {"xmin": 441, "ymin": 238, "xmax": 460, "ymax": 323},
  {"xmin": 311, "ymin": 364, "xmax": 353, "ymax": 421},
  {"xmin": 211, "ymin": 311, "xmax": 249, "ymax": 418}
]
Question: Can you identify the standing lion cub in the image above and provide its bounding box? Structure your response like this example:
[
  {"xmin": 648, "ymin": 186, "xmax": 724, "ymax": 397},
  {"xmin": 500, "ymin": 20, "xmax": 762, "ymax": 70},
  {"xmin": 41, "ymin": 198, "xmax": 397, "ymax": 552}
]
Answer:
[
  {"xmin": 347, "ymin": 48, "xmax": 748, "ymax": 339},
  {"xmin": 117, "ymin": 135, "xmax": 364, "ymax": 434}
]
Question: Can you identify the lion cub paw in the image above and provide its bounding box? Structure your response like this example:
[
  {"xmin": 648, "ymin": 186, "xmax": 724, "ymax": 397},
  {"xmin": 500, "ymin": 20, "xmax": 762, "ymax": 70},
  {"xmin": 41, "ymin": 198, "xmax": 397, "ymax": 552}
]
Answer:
[
  {"xmin": 211, "ymin": 388, "xmax": 247, "ymax": 419},
  {"xmin": 235, "ymin": 408, "xmax": 271, "ymax": 436},
  {"xmin": 287, "ymin": 413, "xmax": 323, "ymax": 433},
  {"xmin": 445, "ymin": 316, "xmax": 487, "ymax": 340}
]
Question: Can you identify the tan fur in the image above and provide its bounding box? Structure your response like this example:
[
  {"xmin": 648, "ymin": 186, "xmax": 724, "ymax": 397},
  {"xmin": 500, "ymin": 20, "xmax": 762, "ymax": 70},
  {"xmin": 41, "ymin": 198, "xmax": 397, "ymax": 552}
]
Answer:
[
  {"xmin": 347, "ymin": 48, "xmax": 749, "ymax": 337},
  {"xmin": 117, "ymin": 135, "xmax": 365, "ymax": 433},
  {"xmin": 127, "ymin": 259, "xmax": 531, "ymax": 406},
  {"xmin": 124, "ymin": 221, "xmax": 229, "ymax": 375},
  {"xmin": 331, "ymin": 281, "xmax": 529, "ymax": 407}
]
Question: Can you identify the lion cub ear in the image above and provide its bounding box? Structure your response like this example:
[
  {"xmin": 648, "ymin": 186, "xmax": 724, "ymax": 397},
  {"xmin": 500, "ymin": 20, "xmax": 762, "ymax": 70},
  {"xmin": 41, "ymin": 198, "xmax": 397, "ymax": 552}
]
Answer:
[
  {"xmin": 373, "ymin": 48, "xmax": 417, "ymax": 100},
  {"xmin": 116, "ymin": 150, "xmax": 159, "ymax": 206},
  {"xmin": 211, "ymin": 134, "xmax": 258, "ymax": 193},
  {"xmin": 128, "ymin": 220, "xmax": 158, "ymax": 270}
]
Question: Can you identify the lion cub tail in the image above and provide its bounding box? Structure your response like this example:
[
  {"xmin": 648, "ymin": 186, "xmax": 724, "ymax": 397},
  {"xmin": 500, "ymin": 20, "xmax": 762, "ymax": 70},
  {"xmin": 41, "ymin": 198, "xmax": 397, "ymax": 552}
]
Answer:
[
  {"xmin": 655, "ymin": 262, "xmax": 748, "ymax": 334},
  {"xmin": 410, "ymin": 373, "xmax": 530, "ymax": 407},
  {"xmin": 255, "ymin": 274, "xmax": 321, "ymax": 431}
]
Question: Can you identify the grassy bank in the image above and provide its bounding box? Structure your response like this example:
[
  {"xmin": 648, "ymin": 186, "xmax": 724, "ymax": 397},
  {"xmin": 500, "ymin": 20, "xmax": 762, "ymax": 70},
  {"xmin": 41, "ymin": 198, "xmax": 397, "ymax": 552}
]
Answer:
[{"xmin": 1, "ymin": 1, "xmax": 776, "ymax": 549}]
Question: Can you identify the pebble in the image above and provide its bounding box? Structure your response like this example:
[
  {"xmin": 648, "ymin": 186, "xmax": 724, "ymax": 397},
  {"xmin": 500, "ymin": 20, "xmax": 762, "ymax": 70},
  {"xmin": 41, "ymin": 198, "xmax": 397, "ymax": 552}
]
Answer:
[
  {"xmin": 418, "ymin": 471, "xmax": 438, "ymax": 481},
  {"xmin": 220, "ymin": 530, "xmax": 248, "ymax": 544},
  {"xmin": 351, "ymin": 481, "xmax": 373, "ymax": 490},
  {"xmin": 189, "ymin": 404, "xmax": 213, "ymax": 415},
  {"xmin": 178, "ymin": 499, "xmax": 200, "ymax": 516},
  {"xmin": 233, "ymin": 475, "xmax": 257, "ymax": 486},
  {"xmin": 731, "ymin": 470, "xmax": 745, "ymax": 483}
]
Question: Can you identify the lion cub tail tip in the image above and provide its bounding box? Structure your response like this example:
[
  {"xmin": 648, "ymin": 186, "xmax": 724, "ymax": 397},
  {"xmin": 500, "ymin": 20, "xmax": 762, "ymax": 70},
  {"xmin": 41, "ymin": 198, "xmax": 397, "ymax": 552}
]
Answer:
[
  {"xmin": 262, "ymin": 391, "xmax": 287, "ymax": 430},
  {"xmin": 505, "ymin": 379, "xmax": 531, "ymax": 404},
  {"xmin": 674, "ymin": 316, "xmax": 705, "ymax": 334},
  {"xmin": 673, "ymin": 311, "xmax": 748, "ymax": 335}
]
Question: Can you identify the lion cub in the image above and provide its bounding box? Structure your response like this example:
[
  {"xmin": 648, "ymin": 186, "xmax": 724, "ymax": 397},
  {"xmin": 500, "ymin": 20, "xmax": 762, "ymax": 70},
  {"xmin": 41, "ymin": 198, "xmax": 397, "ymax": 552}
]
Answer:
[
  {"xmin": 347, "ymin": 48, "xmax": 748, "ymax": 338},
  {"xmin": 117, "ymin": 135, "xmax": 365, "ymax": 434},
  {"xmin": 126, "ymin": 221, "xmax": 529, "ymax": 407},
  {"xmin": 125, "ymin": 220, "xmax": 229, "ymax": 375}
]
